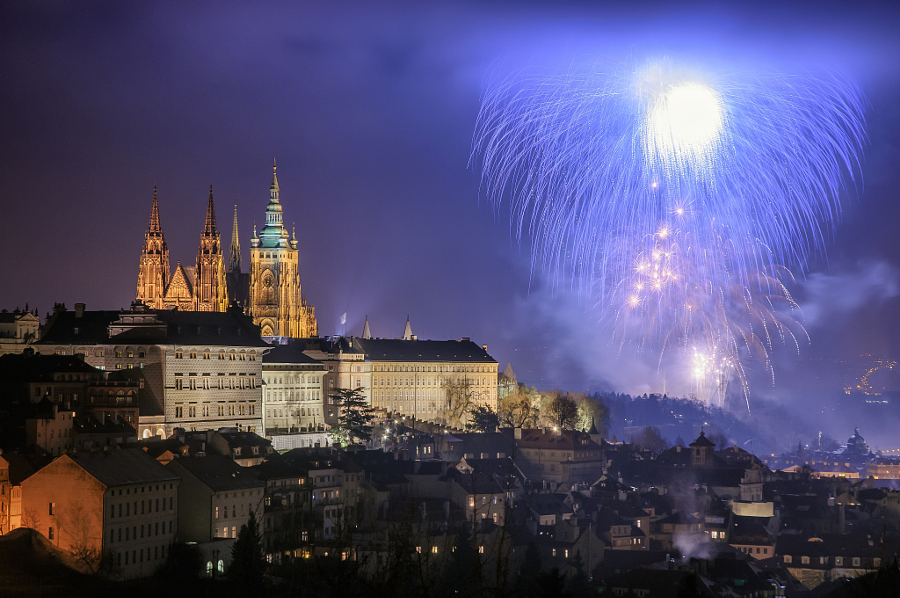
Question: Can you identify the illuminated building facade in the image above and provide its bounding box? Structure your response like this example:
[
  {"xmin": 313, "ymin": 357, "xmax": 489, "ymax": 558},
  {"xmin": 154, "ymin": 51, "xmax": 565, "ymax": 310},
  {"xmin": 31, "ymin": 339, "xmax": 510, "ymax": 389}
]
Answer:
[
  {"xmin": 288, "ymin": 320, "xmax": 498, "ymax": 425},
  {"xmin": 20, "ymin": 449, "xmax": 180, "ymax": 579},
  {"xmin": 248, "ymin": 165, "xmax": 317, "ymax": 338},
  {"xmin": 261, "ymin": 344, "xmax": 327, "ymax": 433},
  {"xmin": 136, "ymin": 187, "xmax": 229, "ymax": 312},
  {"xmin": 37, "ymin": 303, "xmax": 266, "ymax": 438}
]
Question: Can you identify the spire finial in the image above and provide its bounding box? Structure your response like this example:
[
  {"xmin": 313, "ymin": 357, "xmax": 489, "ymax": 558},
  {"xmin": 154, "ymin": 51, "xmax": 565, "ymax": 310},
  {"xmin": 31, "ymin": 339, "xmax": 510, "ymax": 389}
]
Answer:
[
  {"xmin": 149, "ymin": 186, "xmax": 162, "ymax": 233},
  {"xmin": 203, "ymin": 185, "xmax": 218, "ymax": 235},
  {"xmin": 229, "ymin": 205, "xmax": 241, "ymax": 272}
]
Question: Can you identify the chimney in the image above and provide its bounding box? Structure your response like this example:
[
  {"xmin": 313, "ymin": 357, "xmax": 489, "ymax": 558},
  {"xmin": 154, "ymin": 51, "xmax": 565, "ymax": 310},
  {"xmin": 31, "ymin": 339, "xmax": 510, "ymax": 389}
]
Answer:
[
  {"xmin": 74, "ymin": 303, "xmax": 85, "ymax": 318},
  {"xmin": 514, "ymin": 427, "xmax": 522, "ymax": 440}
]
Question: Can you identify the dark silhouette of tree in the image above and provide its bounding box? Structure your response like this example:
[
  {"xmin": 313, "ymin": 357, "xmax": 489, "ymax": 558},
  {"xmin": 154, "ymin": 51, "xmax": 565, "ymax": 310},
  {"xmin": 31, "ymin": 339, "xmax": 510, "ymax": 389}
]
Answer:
[
  {"xmin": 515, "ymin": 542, "xmax": 542, "ymax": 595},
  {"xmin": 330, "ymin": 387, "xmax": 375, "ymax": 446},
  {"xmin": 567, "ymin": 551, "xmax": 590, "ymax": 598},
  {"xmin": 547, "ymin": 394, "xmax": 578, "ymax": 430},
  {"xmin": 466, "ymin": 405, "xmax": 500, "ymax": 432},
  {"xmin": 632, "ymin": 425, "xmax": 669, "ymax": 454},
  {"xmin": 533, "ymin": 567, "xmax": 570, "ymax": 598},
  {"xmin": 228, "ymin": 510, "xmax": 265, "ymax": 595}
]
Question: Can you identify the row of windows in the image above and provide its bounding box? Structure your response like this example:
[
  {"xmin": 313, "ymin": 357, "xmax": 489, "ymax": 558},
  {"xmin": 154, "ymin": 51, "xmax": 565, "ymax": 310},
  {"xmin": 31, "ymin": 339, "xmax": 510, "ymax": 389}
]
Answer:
[
  {"xmin": 783, "ymin": 555, "xmax": 872, "ymax": 567},
  {"xmin": 117, "ymin": 544, "xmax": 167, "ymax": 567},
  {"xmin": 374, "ymin": 364, "xmax": 494, "ymax": 373},
  {"xmin": 264, "ymin": 375, "xmax": 323, "ymax": 385},
  {"xmin": 174, "ymin": 403, "xmax": 256, "ymax": 418},
  {"xmin": 215, "ymin": 504, "xmax": 251, "ymax": 519},
  {"xmin": 267, "ymin": 407, "xmax": 321, "ymax": 418},
  {"xmin": 267, "ymin": 390, "xmax": 321, "ymax": 401},
  {"xmin": 108, "ymin": 520, "xmax": 173, "ymax": 543},
  {"xmin": 175, "ymin": 349, "xmax": 257, "ymax": 360},
  {"xmin": 174, "ymin": 376, "xmax": 256, "ymax": 390},
  {"xmin": 110, "ymin": 496, "xmax": 174, "ymax": 518},
  {"xmin": 374, "ymin": 377, "xmax": 492, "ymax": 387}
]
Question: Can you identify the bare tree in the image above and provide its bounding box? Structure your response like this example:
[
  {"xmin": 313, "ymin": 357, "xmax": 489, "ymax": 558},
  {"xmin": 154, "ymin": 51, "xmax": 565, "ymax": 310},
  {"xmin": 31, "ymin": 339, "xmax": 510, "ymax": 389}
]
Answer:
[
  {"xmin": 632, "ymin": 426, "xmax": 669, "ymax": 454},
  {"xmin": 546, "ymin": 393, "xmax": 578, "ymax": 430},
  {"xmin": 443, "ymin": 378, "xmax": 475, "ymax": 429},
  {"xmin": 498, "ymin": 390, "xmax": 535, "ymax": 428},
  {"xmin": 20, "ymin": 506, "xmax": 42, "ymax": 530}
]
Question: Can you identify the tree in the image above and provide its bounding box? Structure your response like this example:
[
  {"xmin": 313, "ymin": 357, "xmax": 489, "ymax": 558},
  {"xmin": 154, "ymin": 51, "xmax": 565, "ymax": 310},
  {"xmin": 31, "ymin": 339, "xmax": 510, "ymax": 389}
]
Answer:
[
  {"xmin": 443, "ymin": 378, "xmax": 475, "ymax": 428},
  {"xmin": 574, "ymin": 395, "xmax": 610, "ymax": 435},
  {"xmin": 567, "ymin": 551, "xmax": 590, "ymax": 598},
  {"xmin": 498, "ymin": 389, "xmax": 536, "ymax": 428},
  {"xmin": 632, "ymin": 425, "xmax": 669, "ymax": 454},
  {"xmin": 329, "ymin": 387, "xmax": 375, "ymax": 447},
  {"xmin": 466, "ymin": 405, "xmax": 500, "ymax": 432},
  {"xmin": 229, "ymin": 510, "xmax": 266, "ymax": 595},
  {"xmin": 546, "ymin": 393, "xmax": 578, "ymax": 430}
]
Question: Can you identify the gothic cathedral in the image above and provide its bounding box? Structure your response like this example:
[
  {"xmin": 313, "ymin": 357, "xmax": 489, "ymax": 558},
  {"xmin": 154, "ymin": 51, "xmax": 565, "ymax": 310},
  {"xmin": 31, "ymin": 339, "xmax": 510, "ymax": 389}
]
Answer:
[
  {"xmin": 248, "ymin": 165, "xmax": 317, "ymax": 337},
  {"xmin": 136, "ymin": 186, "xmax": 228, "ymax": 311},
  {"xmin": 135, "ymin": 165, "xmax": 317, "ymax": 337}
]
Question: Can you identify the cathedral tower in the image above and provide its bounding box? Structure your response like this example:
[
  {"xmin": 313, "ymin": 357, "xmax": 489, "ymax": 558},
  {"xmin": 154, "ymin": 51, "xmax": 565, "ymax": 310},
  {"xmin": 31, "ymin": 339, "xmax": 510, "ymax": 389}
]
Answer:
[
  {"xmin": 249, "ymin": 163, "xmax": 317, "ymax": 337},
  {"xmin": 136, "ymin": 186, "xmax": 171, "ymax": 309},
  {"xmin": 194, "ymin": 186, "xmax": 229, "ymax": 312}
]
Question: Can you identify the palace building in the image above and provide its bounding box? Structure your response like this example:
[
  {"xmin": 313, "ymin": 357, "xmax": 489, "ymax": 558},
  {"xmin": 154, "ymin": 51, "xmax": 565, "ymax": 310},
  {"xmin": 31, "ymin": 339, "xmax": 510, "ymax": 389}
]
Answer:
[{"xmin": 135, "ymin": 165, "xmax": 317, "ymax": 338}]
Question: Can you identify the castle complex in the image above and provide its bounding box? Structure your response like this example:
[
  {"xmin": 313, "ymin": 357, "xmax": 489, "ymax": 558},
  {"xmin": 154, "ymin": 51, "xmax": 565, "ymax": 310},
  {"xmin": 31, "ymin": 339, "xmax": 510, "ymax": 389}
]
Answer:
[{"xmin": 135, "ymin": 166, "xmax": 317, "ymax": 338}]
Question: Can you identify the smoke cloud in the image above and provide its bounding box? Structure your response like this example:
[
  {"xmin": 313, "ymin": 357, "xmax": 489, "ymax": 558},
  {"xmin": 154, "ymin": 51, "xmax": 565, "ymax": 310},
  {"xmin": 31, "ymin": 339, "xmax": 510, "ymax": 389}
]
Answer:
[{"xmin": 799, "ymin": 260, "xmax": 900, "ymax": 328}]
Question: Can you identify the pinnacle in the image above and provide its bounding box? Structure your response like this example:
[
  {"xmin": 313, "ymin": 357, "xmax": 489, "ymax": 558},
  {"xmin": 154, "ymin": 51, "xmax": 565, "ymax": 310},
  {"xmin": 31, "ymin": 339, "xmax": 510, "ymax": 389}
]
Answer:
[
  {"xmin": 149, "ymin": 186, "xmax": 161, "ymax": 233},
  {"xmin": 204, "ymin": 185, "xmax": 218, "ymax": 235}
]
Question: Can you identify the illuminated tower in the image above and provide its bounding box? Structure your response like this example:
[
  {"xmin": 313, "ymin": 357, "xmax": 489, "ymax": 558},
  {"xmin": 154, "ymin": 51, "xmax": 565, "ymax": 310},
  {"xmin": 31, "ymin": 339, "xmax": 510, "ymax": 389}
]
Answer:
[
  {"xmin": 249, "ymin": 163, "xmax": 317, "ymax": 337},
  {"xmin": 136, "ymin": 186, "xmax": 171, "ymax": 309},
  {"xmin": 229, "ymin": 205, "xmax": 241, "ymax": 273},
  {"xmin": 194, "ymin": 186, "xmax": 229, "ymax": 312}
]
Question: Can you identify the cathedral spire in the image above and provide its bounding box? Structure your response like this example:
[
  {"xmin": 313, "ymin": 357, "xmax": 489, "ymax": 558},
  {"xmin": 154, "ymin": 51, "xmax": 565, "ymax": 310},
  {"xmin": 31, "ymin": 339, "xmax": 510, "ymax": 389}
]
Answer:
[
  {"xmin": 230, "ymin": 205, "xmax": 241, "ymax": 272},
  {"xmin": 149, "ymin": 185, "xmax": 161, "ymax": 232},
  {"xmin": 362, "ymin": 316, "xmax": 372, "ymax": 339},
  {"xmin": 270, "ymin": 159, "xmax": 280, "ymax": 201},
  {"xmin": 203, "ymin": 185, "xmax": 218, "ymax": 236}
]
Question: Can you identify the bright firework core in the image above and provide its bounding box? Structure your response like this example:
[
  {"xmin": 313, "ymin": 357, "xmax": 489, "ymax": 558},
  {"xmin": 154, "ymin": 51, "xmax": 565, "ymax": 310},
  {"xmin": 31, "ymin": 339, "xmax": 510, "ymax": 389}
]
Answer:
[{"xmin": 646, "ymin": 82, "xmax": 725, "ymax": 171}]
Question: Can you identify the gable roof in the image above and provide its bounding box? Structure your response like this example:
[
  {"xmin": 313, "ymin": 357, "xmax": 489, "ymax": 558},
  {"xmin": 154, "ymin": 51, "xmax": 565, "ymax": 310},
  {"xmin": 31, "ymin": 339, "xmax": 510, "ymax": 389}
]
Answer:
[
  {"xmin": 64, "ymin": 448, "xmax": 180, "ymax": 487},
  {"xmin": 167, "ymin": 455, "xmax": 263, "ymax": 491}
]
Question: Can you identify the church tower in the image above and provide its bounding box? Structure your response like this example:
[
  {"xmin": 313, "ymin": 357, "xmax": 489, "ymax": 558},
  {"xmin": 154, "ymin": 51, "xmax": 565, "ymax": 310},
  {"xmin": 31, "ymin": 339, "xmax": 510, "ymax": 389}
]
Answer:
[
  {"xmin": 249, "ymin": 163, "xmax": 317, "ymax": 337},
  {"xmin": 229, "ymin": 204, "xmax": 242, "ymax": 273},
  {"xmin": 194, "ymin": 186, "xmax": 229, "ymax": 312},
  {"xmin": 136, "ymin": 186, "xmax": 170, "ymax": 309}
]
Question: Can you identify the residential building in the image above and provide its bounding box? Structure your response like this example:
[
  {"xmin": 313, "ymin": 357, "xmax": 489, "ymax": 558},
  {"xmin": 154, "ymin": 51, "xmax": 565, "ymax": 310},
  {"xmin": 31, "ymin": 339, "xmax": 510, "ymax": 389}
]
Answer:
[
  {"xmin": 507, "ymin": 428, "xmax": 605, "ymax": 485},
  {"xmin": 166, "ymin": 455, "xmax": 265, "ymax": 572},
  {"xmin": 20, "ymin": 448, "xmax": 180, "ymax": 579}
]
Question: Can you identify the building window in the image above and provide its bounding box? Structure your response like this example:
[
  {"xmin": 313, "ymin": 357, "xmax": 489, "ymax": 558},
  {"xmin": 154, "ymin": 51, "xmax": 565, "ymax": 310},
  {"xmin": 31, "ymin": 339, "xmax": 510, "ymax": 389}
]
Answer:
[
  {"xmin": 175, "ymin": 350, "xmax": 183, "ymax": 359},
  {"xmin": 835, "ymin": 557, "xmax": 843, "ymax": 566},
  {"xmin": 48, "ymin": 526, "xmax": 54, "ymax": 540},
  {"xmin": 49, "ymin": 502, "xmax": 55, "ymax": 515},
  {"xmin": 852, "ymin": 557, "xmax": 861, "ymax": 567},
  {"xmin": 784, "ymin": 555, "xmax": 792, "ymax": 564},
  {"xmin": 801, "ymin": 556, "xmax": 810, "ymax": 565}
]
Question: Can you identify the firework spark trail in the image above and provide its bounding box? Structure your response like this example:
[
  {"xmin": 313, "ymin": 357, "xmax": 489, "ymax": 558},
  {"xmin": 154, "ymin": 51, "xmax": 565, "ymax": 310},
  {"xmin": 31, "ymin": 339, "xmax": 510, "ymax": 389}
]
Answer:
[
  {"xmin": 474, "ymin": 58, "xmax": 866, "ymax": 297},
  {"xmin": 473, "ymin": 57, "xmax": 865, "ymax": 407}
]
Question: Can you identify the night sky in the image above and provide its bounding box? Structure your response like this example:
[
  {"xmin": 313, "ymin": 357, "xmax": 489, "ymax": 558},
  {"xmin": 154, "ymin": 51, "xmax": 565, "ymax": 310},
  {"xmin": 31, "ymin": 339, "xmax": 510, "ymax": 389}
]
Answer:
[{"xmin": 3, "ymin": 1, "xmax": 900, "ymax": 438}]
